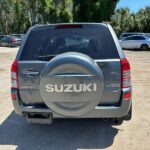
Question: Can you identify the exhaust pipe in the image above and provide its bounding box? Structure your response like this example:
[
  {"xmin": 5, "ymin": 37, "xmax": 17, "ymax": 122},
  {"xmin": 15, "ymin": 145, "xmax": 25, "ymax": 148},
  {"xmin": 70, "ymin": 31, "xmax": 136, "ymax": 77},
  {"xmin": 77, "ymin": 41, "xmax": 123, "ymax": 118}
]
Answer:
[
  {"xmin": 103, "ymin": 118, "xmax": 110, "ymax": 122},
  {"xmin": 26, "ymin": 113, "xmax": 53, "ymax": 124}
]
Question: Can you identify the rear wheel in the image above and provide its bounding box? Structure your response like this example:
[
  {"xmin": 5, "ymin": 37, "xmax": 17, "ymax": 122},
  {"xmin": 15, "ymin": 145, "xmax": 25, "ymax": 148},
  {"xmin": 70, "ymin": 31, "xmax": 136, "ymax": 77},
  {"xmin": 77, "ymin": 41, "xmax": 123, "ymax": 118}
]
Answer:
[
  {"xmin": 112, "ymin": 104, "xmax": 132, "ymax": 125},
  {"xmin": 140, "ymin": 44, "xmax": 149, "ymax": 50},
  {"xmin": 8, "ymin": 42, "xmax": 11, "ymax": 47},
  {"xmin": 112, "ymin": 118, "xmax": 123, "ymax": 125}
]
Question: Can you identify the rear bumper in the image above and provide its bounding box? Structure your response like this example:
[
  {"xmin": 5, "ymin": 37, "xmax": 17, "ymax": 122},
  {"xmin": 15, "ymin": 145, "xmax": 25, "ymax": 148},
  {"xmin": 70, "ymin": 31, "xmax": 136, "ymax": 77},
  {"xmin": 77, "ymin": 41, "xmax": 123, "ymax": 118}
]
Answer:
[
  {"xmin": 11, "ymin": 41, "xmax": 21, "ymax": 47},
  {"xmin": 12, "ymin": 88, "xmax": 132, "ymax": 118}
]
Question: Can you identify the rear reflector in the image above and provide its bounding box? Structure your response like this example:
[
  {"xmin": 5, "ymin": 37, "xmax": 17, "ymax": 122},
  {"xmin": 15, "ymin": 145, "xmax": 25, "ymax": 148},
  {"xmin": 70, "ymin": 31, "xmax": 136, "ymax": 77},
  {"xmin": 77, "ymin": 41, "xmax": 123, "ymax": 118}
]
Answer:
[
  {"xmin": 11, "ymin": 80, "xmax": 18, "ymax": 88},
  {"xmin": 11, "ymin": 93, "xmax": 16, "ymax": 100},
  {"xmin": 11, "ymin": 72, "xmax": 17, "ymax": 80},
  {"xmin": 121, "ymin": 58, "xmax": 131, "ymax": 88},
  {"xmin": 123, "ymin": 92, "xmax": 131, "ymax": 100},
  {"xmin": 55, "ymin": 24, "xmax": 82, "ymax": 29}
]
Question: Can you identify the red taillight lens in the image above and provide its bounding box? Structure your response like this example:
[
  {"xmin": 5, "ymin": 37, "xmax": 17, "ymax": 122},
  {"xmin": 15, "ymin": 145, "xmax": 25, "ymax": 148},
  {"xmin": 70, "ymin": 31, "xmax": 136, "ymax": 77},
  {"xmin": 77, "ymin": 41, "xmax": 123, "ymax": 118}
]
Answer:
[
  {"xmin": 11, "ymin": 60, "xmax": 18, "ymax": 88},
  {"xmin": 11, "ymin": 93, "xmax": 16, "ymax": 100},
  {"xmin": 123, "ymin": 92, "xmax": 131, "ymax": 100},
  {"xmin": 121, "ymin": 58, "xmax": 131, "ymax": 88},
  {"xmin": 11, "ymin": 60, "xmax": 18, "ymax": 72},
  {"xmin": 11, "ymin": 38, "xmax": 16, "ymax": 42}
]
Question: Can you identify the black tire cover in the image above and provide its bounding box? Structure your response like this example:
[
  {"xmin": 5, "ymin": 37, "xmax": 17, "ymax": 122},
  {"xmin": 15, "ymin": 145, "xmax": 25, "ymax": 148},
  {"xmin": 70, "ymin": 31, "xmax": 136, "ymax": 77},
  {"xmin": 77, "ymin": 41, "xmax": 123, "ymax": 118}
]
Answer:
[{"xmin": 40, "ymin": 52, "xmax": 104, "ymax": 116}]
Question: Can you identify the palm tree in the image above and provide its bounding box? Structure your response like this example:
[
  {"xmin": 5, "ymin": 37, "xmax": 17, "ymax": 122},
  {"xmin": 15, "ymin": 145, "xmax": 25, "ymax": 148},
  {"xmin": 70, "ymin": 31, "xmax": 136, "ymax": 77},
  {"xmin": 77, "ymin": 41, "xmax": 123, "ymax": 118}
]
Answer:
[{"xmin": 111, "ymin": 8, "xmax": 131, "ymax": 35}]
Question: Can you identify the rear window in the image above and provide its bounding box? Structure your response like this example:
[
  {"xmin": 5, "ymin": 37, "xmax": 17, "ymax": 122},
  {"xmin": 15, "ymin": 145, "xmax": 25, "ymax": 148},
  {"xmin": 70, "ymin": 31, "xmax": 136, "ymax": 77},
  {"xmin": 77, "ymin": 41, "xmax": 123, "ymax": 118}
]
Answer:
[
  {"xmin": 122, "ymin": 34, "xmax": 134, "ymax": 38},
  {"xmin": 20, "ymin": 26, "xmax": 119, "ymax": 60}
]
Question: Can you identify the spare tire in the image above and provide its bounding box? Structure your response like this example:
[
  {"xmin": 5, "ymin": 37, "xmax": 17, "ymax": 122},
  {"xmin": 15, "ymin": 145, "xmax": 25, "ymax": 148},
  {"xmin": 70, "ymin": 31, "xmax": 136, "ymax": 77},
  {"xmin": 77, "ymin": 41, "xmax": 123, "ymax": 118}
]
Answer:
[{"xmin": 40, "ymin": 52, "xmax": 104, "ymax": 116}]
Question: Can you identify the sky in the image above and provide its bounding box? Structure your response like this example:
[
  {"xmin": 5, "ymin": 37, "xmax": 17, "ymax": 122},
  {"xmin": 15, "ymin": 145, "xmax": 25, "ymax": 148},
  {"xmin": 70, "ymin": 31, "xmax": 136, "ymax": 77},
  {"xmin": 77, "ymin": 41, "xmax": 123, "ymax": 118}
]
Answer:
[{"xmin": 116, "ymin": 0, "xmax": 150, "ymax": 12}]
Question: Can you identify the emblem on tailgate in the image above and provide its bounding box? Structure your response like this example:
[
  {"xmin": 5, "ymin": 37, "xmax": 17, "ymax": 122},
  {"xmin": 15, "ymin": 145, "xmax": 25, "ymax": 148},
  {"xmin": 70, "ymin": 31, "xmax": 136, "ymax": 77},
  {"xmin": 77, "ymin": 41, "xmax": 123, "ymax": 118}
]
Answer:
[{"xmin": 45, "ymin": 83, "xmax": 97, "ymax": 93}]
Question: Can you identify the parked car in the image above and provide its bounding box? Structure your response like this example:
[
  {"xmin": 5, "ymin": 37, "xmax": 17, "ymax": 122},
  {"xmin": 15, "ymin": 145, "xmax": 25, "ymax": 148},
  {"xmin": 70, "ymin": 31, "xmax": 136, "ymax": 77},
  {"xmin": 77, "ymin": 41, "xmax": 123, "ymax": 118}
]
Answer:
[
  {"xmin": 11, "ymin": 23, "xmax": 132, "ymax": 125},
  {"xmin": 0, "ymin": 35, "xmax": 21, "ymax": 47},
  {"xmin": 10, "ymin": 34, "xmax": 25, "ymax": 40},
  {"xmin": 0, "ymin": 35, "xmax": 7, "ymax": 40},
  {"xmin": 145, "ymin": 33, "xmax": 150, "ymax": 37},
  {"xmin": 119, "ymin": 32, "xmax": 145, "ymax": 40},
  {"xmin": 119, "ymin": 35, "xmax": 150, "ymax": 50}
]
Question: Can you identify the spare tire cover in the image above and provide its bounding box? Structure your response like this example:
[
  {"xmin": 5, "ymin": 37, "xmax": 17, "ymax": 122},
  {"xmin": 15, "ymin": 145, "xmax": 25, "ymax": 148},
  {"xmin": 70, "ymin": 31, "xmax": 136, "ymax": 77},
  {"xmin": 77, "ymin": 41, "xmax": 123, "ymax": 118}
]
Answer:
[{"xmin": 40, "ymin": 52, "xmax": 104, "ymax": 116}]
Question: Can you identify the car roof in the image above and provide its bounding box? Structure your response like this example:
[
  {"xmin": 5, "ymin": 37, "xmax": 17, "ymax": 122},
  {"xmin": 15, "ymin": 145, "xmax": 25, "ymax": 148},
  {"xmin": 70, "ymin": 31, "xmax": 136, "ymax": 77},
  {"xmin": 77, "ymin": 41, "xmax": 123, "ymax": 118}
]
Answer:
[
  {"xmin": 0, "ymin": 35, "xmax": 7, "ymax": 36},
  {"xmin": 29, "ymin": 23, "xmax": 108, "ymax": 32},
  {"xmin": 121, "ymin": 32, "xmax": 144, "ymax": 35},
  {"xmin": 124, "ymin": 34, "xmax": 149, "ymax": 39},
  {"xmin": 10, "ymin": 34, "xmax": 24, "ymax": 35}
]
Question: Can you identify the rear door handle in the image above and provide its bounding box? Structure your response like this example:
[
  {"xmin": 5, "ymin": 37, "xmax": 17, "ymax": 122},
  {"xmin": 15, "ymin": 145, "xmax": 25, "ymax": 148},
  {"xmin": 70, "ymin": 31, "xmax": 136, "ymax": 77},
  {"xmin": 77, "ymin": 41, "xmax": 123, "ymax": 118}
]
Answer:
[{"xmin": 22, "ymin": 70, "xmax": 39, "ymax": 77}]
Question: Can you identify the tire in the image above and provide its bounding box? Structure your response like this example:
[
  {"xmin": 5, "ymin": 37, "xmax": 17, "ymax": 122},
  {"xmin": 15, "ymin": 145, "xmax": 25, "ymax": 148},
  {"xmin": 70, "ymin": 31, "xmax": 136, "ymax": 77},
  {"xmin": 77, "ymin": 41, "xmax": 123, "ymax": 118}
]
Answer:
[
  {"xmin": 112, "ymin": 118, "xmax": 123, "ymax": 125},
  {"xmin": 140, "ymin": 44, "xmax": 149, "ymax": 50},
  {"xmin": 8, "ymin": 42, "xmax": 15, "ymax": 47},
  {"xmin": 112, "ymin": 104, "xmax": 132, "ymax": 125},
  {"xmin": 8, "ymin": 43, "xmax": 11, "ymax": 47},
  {"xmin": 40, "ymin": 52, "xmax": 104, "ymax": 117}
]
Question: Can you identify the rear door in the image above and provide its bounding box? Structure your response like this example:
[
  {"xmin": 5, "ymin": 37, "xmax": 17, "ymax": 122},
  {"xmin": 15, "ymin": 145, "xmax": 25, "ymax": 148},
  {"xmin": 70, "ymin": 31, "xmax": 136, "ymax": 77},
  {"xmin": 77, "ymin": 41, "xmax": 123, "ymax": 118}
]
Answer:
[
  {"xmin": 121, "ymin": 36, "xmax": 135, "ymax": 49},
  {"xmin": 133, "ymin": 36, "xmax": 147, "ymax": 48},
  {"xmin": 18, "ymin": 24, "xmax": 122, "ymax": 106}
]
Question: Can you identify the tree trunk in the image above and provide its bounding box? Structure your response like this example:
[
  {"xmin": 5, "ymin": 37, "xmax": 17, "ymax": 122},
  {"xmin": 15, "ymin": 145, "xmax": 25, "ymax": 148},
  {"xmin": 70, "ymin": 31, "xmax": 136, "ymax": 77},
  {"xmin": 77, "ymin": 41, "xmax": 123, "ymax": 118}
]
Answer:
[{"xmin": 28, "ymin": 0, "xmax": 37, "ymax": 25}]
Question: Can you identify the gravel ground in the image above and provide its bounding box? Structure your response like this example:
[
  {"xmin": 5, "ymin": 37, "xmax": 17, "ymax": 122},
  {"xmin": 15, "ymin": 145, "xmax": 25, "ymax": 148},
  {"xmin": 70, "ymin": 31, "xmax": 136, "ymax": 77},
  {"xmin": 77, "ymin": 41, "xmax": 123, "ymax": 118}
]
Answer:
[{"xmin": 0, "ymin": 47, "xmax": 150, "ymax": 150}]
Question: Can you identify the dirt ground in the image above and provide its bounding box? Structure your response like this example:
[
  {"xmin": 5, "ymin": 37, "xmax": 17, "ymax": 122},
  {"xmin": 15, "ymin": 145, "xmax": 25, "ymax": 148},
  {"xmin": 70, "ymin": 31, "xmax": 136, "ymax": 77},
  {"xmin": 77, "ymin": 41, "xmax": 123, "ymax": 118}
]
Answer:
[{"xmin": 0, "ymin": 47, "xmax": 150, "ymax": 150}]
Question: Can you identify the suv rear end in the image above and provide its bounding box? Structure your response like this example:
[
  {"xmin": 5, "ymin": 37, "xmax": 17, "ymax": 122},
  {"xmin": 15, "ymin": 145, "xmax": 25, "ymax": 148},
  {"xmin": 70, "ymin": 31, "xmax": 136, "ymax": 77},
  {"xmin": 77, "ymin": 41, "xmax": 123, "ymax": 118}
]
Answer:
[{"xmin": 11, "ymin": 23, "xmax": 132, "ymax": 124}]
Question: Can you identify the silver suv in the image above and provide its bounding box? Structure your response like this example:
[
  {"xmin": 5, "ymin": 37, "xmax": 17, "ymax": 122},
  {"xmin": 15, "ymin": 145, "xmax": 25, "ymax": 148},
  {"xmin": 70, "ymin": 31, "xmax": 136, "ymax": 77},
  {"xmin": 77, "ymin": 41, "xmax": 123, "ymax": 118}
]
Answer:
[{"xmin": 11, "ymin": 23, "xmax": 132, "ymax": 124}]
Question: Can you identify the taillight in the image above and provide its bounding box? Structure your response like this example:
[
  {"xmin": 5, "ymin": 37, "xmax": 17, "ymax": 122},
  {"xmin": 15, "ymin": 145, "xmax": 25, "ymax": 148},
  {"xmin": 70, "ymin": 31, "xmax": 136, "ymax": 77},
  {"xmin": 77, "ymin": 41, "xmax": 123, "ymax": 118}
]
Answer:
[
  {"xmin": 11, "ymin": 93, "xmax": 17, "ymax": 100},
  {"xmin": 11, "ymin": 60, "xmax": 18, "ymax": 89},
  {"xmin": 11, "ymin": 38, "xmax": 16, "ymax": 42},
  {"xmin": 121, "ymin": 58, "xmax": 131, "ymax": 88}
]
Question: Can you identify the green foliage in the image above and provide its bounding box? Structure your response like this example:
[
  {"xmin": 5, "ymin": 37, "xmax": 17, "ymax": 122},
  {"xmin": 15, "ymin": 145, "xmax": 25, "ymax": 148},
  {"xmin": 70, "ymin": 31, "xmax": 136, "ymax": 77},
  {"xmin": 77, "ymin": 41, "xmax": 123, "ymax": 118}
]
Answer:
[
  {"xmin": 0, "ymin": 0, "xmax": 14, "ymax": 34},
  {"xmin": 73, "ymin": 0, "xmax": 119, "ymax": 22},
  {"xmin": 1, "ymin": 0, "xmax": 150, "ymax": 36},
  {"xmin": 40, "ymin": 0, "xmax": 72, "ymax": 23},
  {"xmin": 0, "ymin": 0, "xmax": 73, "ymax": 34},
  {"xmin": 111, "ymin": 8, "xmax": 130, "ymax": 35},
  {"xmin": 0, "ymin": 0, "xmax": 118, "ymax": 34},
  {"xmin": 11, "ymin": 0, "xmax": 30, "ymax": 33},
  {"xmin": 0, "ymin": 0, "xmax": 30, "ymax": 34},
  {"xmin": 111, "ymin": 6, "xmax": 150, "ymax": 36}
]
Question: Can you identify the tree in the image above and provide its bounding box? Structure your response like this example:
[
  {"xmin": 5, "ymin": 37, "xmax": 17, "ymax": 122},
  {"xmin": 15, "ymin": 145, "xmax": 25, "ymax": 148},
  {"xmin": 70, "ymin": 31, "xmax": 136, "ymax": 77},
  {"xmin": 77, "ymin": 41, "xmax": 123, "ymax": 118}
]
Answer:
[
  {"xmin": 0, "ymin": 0, "xmax": 119, "ymax": 34},
  {"xmin": 111, "ymin": 8, "xmax": 130, "ymax": 35},
  {"xmin": 0, "ymin": 0, "xmax": 13, "ymax": 34},
  {"xmin": 28, "ymin": 0, "xmax": 38, "ymax": 25},
  {"xmin": 11, "ymin": 0, "xmax": 30, "ymax": 33},
  {"xmin": 137, "ymin": 7, "xmax": 150, "ymax": 32},
  {"xmin": 36, "ymin": 0, "xmax": 72, "ymax": 23},
  {"xmin": 73, "ymin": 0, "xmax": 119, "ymax": 22},
  {"xmin": 0, "ymin": 0, "xmax": 30, "ymax": 34},
  {"xmin": 111, "ymin": 6, "xmax": 150, "ymax": 36}
]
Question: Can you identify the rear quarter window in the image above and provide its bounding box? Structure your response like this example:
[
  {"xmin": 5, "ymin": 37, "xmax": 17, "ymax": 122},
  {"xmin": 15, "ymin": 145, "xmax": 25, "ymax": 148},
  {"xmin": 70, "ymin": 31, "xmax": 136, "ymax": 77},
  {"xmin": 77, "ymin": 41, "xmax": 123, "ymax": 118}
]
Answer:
[{"xmin": 19, "ymin": 26, "xmax": 119, "ymax": 60}]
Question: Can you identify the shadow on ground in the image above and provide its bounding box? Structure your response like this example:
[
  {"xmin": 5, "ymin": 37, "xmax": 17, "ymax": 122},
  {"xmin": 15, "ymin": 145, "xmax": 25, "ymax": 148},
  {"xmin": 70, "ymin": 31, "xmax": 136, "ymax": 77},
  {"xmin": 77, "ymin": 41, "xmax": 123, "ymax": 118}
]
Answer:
[{"xmin": 0, "ymin": 112, "xmax": 118, "ymax": 150}]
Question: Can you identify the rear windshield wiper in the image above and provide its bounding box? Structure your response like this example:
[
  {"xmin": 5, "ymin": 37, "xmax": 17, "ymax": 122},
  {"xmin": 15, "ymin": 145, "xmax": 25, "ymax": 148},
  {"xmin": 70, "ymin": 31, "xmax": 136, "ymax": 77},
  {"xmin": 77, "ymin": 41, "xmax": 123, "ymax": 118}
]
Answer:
[{"xmin": 38, "ymin": 55, "xmax": 56, "ymax": 61}]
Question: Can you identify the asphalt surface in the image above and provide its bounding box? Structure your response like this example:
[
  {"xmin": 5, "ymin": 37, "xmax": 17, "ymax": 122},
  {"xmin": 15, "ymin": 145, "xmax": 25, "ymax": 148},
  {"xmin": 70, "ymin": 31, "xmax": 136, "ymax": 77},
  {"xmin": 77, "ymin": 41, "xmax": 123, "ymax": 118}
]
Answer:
[{"xmin": 0, "ymin": 47, "xmax": 150, "ymax": 150}]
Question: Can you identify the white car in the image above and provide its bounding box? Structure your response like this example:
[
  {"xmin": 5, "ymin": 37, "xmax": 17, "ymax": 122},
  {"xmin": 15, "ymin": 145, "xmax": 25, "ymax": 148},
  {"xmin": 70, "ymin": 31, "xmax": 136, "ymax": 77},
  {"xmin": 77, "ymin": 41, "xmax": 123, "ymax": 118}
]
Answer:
[{"xmin": 119, "ymin": 35, "xmax": 150, "ymax": 50}]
